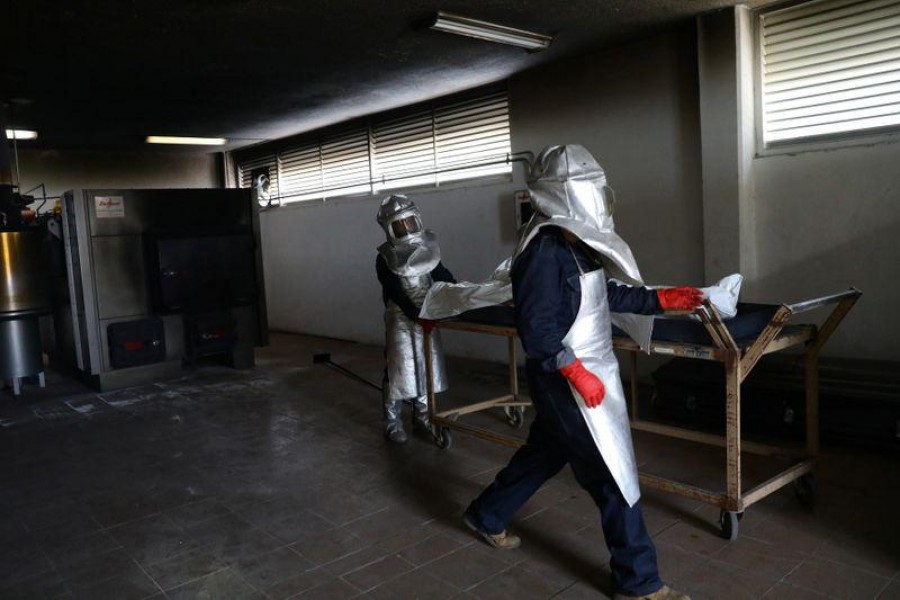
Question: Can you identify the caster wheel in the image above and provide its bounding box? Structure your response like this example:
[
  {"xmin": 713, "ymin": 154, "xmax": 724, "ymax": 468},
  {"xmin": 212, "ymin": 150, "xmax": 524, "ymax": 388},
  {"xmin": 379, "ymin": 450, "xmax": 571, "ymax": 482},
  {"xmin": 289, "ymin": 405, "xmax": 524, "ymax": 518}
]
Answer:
[
  {"xmin": 794, "ymin": 473, "xmax": 817, "ymax": 508},
  {"xmin": 719, "ymin": 509, "xmax": 742, "ymax": 541},
  {"xmin": 505, "ymin": 407, "xmax": 525, "ymax": 429},
  {"xmin": 436, "ymin": 427, "xmax": 452, "ymax": 450}
]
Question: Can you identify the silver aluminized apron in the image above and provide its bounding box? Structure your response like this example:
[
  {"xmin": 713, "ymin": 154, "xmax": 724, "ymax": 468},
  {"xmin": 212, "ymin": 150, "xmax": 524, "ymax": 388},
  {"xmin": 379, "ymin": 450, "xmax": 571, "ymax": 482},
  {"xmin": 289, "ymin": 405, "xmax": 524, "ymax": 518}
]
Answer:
[
  {"xmin": 562, "ymin": 260, "xmax": 641, "ymax": 507},
  {"xmin": 384, "ymin": 273, "xmax": 448, "ymax": 401}
]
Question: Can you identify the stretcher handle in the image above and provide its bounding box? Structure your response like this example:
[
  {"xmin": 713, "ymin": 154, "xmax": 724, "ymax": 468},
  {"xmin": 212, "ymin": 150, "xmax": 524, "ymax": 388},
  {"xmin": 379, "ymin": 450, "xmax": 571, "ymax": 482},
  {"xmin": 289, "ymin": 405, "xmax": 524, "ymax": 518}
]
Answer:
[{"xmin": 785, "ymin": 288, "xmax": 861, "ymax": 315}]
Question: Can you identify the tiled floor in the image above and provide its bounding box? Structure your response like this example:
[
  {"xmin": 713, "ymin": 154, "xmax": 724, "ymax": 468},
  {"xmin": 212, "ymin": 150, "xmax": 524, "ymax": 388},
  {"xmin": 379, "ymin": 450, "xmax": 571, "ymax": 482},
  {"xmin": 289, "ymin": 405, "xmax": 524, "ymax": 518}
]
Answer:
[{"xmin": 1, "ymin": 332, "xmax": 898, "ymax": 599}]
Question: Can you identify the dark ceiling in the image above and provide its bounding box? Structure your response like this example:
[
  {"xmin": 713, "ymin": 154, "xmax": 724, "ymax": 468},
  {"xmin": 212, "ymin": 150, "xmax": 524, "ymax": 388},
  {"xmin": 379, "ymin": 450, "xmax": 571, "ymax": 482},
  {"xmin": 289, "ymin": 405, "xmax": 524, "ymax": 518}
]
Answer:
[{"xmin": 5, "ymin": 1, "xmax": 759, "ymax": 152}]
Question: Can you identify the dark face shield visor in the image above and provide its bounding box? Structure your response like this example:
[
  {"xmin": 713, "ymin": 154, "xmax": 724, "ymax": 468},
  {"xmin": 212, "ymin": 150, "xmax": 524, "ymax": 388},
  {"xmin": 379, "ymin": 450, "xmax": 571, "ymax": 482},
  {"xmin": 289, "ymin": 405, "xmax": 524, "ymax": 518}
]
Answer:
[{"xmin": 391, "ymin": 216, "xmax": 422, "ymax": 239}]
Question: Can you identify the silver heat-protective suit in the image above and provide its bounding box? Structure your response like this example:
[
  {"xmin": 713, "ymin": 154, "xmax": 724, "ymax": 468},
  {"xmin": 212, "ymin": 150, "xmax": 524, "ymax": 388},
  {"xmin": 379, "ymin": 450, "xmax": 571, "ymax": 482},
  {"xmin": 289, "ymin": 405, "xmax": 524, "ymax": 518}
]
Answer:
[
  {"xmin": 515, "ymin": 144, "xmax": 649, "ymax": 506},
  {"xmin": 376, "ymin": 195, "xmax": 448, "ymax": 430}
]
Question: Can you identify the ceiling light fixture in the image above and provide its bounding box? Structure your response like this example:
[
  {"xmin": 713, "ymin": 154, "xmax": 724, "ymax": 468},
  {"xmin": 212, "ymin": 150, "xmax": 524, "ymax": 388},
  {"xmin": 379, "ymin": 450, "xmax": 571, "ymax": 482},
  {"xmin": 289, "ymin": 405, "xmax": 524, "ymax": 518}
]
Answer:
[
  {"xmin": 430, "ymin": 11, "xmax": 551, "ymax": 51},
  {"xmin": 146, "ymin": 135, "xmax": 228, "ymax": 145},
  {"xmin": 5, "ymin": 129, "xmax": 38, "ymax": 140}
]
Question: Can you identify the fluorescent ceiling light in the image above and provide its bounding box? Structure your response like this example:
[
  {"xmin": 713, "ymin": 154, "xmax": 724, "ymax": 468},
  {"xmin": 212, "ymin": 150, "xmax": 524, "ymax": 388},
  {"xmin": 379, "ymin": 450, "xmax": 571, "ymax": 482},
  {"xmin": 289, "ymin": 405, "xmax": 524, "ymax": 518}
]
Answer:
[
  {"xmin": 146, "ymin": 135, "xmax": 228, "ymax": 145},
  {"xmin": 5, "ymin": 129, "xmax": 38, "ymax": 140},
  {"xmin": 430, "ymin": 11, "xmax": 551, "ymax": 51}
]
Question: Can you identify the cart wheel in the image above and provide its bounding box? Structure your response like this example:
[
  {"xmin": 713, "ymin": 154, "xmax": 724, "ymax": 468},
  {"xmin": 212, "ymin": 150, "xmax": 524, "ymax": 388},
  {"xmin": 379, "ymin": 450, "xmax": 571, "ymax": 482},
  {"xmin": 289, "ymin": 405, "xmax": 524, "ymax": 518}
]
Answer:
[
  {"xmin": 505, "ymin": 407, "xmax": 525, "ymax": 429},
  {"xmin": 793, "ymin": 474, "xmax": 817, "ymax": 508},
  {"xmin": 436, "ymin": 427, "xmax": 452, "ymax": 450},
  {"xmin": 719, "ymin": 510, "xmax": 741, "ymax": 541}
]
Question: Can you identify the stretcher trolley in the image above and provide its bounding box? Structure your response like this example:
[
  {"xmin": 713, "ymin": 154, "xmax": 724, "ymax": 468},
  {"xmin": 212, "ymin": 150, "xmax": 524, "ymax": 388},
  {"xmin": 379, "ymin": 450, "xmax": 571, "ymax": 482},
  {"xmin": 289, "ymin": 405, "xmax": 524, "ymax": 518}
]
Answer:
[{"xmin": 423, "ymin": 288, "xmax": 861, "ymax": 540}]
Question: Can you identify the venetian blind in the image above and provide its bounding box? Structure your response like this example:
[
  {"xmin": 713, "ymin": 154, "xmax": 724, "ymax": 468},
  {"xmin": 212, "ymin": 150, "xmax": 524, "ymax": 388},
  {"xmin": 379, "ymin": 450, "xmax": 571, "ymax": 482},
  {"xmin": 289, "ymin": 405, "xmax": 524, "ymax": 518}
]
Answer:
[
  {"xmin": 236, "ymin": 88, "xmax": 511, "ymax": 203},
  {"xmin": 760, "ymin": 0, "xmax": 900, "ymax": 144}
]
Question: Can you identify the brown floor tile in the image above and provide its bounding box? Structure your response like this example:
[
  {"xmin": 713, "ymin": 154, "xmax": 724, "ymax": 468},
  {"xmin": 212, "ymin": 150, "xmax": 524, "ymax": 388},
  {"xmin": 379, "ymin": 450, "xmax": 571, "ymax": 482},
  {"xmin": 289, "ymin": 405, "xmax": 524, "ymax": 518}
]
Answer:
[
  {"xmin": 164, "ymin": 567, "xmax": 263, "ymax": 600},
  {"xmin": 552, "ymin": 580, "xmax": 610, "ymax": 599},
  {"xmin": 108, "ymin": 513, "xmax": 198, "ymax": 565},
  {"xmin": 292, "ymin": 577, "xmax": 364, "ymax": 599},
  {"xmin": 740, "ymin": 513, "xmax": 830, "ymax": 555},
  {"xmin": 67, "ymin": 569, "xmax": 162, "ymax": 600},
  {"xmin": 341, "ymin": 553, "xmax": 415, "ymax": 592},
  {"xmin": 784, "ymin": 558, "xmax": 892, "ymax": 600},
  {"xmin": 467, "ymin": 563, "xmax": 571, "ymax": 599},
  {"xmin": 324, "ymin": 544, "xmax": 397, "ymax": 577},
  {"xmin": 426, "ymin": 544, "xmax": 514, "ymax": 590},
  {"xmin": 398, "ymin": 533, "xmax": 467, "ymax": 566},
  {"xmin": 812, "ymin": 532, "xmax": 900, "ymax": 579},
  {"xmin": 231, "ymin": 546, "xmax": 316, "ymax": 590},
  {"xmin": 654, "ymin": 521, "xmax": 730, "ymax": 557},
  {"xmin": 680, "ymin": 559, "xmax": 778, "ymax": 600},
  {"xmin": 712, "ymin": 536, "xmax": 806, "ymax": 580},
  {"xmin": 290, "ymin": 528, "xmax": 366, "ymax": 565},
  {"xmin": 366, "ymin": 567, "xmax": 460, "ymax": 600},
  {"xmin": 262, "ymin": 567, "xmax": 333, "ymax": 600},
  {"xmin": 53, "ymin": 548, "xmax": 139, "ymax": 587},
  {"xmin": 145, "ymin": 545, "xmax": 225, "ymax": 590}
]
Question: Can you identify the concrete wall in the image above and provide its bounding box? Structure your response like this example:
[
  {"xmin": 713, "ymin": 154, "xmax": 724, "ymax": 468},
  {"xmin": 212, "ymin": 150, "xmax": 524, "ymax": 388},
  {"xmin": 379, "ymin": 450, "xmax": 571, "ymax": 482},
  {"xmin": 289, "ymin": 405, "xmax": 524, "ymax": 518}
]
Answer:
[
  {"xmin": 259, "ymin": 24, "xmax": 705, "ymax": 362},
  {"xmin": 511, "ymin": 25, "xmax": 705, "ymax": 286},
  {"xmin": 15, "ymin": 148, "xmax": 220, "ymax": 198},
  {"xmin": 752, "ymin": 143, "xmax": 900, "ymax": 361},
  {"xmin": 260, "ymin": 181, "xmax": 522, "ymax": 361},
  {"xmin": 695, "ymin": 7, "xmax": 900, "ymax": 362}
]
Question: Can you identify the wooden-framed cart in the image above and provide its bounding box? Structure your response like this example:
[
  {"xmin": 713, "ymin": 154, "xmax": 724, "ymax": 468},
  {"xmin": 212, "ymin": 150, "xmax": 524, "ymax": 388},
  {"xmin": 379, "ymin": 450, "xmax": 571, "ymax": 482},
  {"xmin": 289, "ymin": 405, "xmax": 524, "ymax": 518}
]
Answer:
[{"xmin": 423, "ymin": 288, "xmax": 861, "ymax": 539}]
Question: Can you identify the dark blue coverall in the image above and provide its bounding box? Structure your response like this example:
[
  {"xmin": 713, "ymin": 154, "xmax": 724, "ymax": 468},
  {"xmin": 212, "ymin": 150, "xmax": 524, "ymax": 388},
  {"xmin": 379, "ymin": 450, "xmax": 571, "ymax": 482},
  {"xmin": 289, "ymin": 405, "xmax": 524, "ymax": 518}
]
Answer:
[{"xmin": 466, "ymin": 226, "xmax": 665, "ymax": 596}]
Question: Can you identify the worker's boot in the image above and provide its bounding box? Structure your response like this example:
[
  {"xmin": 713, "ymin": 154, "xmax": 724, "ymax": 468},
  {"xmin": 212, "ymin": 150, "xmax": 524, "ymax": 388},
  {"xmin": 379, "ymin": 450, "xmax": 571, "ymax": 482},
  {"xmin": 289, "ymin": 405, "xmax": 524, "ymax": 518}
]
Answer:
[
  {"xmin": 463, "ymin": 508, "xmax": 521, "ymax": 550},
  {"xmin": 384, "ymin": 391, "xmax": 408, "ymax": 444},
  {"xmin": 613, "ymin": 585, "xmax": 691, "ymax": 600},
  {"xmin": 412, "ymin": 395, "xmax": 432, "ymax": 434},
  {"xmin": 384, "ymin": 419, "xmax": 408, "ymax": 444}
]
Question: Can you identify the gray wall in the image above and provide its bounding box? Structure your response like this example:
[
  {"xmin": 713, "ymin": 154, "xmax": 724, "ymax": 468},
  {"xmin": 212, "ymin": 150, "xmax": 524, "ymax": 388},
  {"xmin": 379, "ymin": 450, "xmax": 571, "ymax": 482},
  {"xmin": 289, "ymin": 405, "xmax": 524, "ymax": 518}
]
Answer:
[
  {"xmin": 260, "ymin": 180, "xmax": 523, "ymax": 360},
  {"xmin": 511, "ymin": 25, "xmax": 705, "ymax": 287},
  {"xmin": 259, "ymin": 24, "xmax": 705, "ymax": 362},
  {"xmin": 694, "ymin": 7, "xmax": 900, "ymax": 362},
  {"xmin": 15, "ymin": 148, "xmax": 220, "ymax": 198},
  {"xmin": 752, "ymin": 143, "xmax": 900, "ymax": 361}
]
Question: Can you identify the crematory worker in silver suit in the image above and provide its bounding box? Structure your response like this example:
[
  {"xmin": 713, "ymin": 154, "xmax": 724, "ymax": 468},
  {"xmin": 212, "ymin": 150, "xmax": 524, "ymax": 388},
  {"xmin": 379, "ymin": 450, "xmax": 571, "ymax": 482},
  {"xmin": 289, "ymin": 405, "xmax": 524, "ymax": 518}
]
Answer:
[
  {"xmin": 376, "ymin": 195, "xmax": 456, "ymax": 444},
  {"xmin": 463, "ymin": 146, "xmax": 700, "ymax": 600}
]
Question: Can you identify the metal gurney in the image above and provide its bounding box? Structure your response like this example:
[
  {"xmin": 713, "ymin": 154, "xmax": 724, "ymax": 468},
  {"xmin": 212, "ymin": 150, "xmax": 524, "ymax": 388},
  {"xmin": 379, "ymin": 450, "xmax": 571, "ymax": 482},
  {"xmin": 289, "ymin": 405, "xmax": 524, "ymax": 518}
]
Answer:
[{"xmin": 422, "ymin": 288, "xmax": 861, "ymax": 540}]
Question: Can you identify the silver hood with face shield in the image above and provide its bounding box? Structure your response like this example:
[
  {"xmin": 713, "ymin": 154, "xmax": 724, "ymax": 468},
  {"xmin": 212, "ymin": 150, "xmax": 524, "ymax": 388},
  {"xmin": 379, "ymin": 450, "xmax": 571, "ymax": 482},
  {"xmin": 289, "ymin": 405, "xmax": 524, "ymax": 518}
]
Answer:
[
  {"xmin": 516, "ymin": 145, "xmax": 654, "ymax": 350},
  {"xmin": 376, "ymin": 195, "xmax": 441, "ymax": 277},
  {"xmin": 515, "ymin": 145, "xmax": 643, "ymax": 286}
]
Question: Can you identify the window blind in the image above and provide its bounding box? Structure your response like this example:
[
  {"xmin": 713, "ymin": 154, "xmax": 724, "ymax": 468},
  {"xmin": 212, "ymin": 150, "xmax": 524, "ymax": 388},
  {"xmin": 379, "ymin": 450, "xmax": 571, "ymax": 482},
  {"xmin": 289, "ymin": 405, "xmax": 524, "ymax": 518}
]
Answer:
[
  {"xmin": 760, "ymin": 0, "xmax": 900, "ymax": 144},
  {"xmin": 236, "ymin": 88, "xmax": 511, "ymax": 203}
]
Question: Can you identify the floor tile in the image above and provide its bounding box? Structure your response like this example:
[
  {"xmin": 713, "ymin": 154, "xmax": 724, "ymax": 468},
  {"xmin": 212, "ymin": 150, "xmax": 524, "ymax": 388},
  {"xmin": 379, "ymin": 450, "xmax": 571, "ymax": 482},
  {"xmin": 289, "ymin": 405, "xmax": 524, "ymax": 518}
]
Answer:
[
  {"xmin": 784, "ymin": 558, "xmax": 892, "ymax": 600},
  {"xmin": 467, "ymin": 563, "xmax": 570, "ymax": 599},
  {"xmin": 109, "ymin": 513, "xmax": 198, "ymax": 565},
  {"xmin": 145, "ymin": 546, "xmax": 225, "ymax": 590},
  {"xmin": 164, "ymin": 567, "xmax": 263, "ymax": 600},
  {"xmin": 366, "ymin": 567, "xmax": 459, "ymax": 600},
  {"xmin": 341, "ymin": 553, "xmax": 414, "ymax": 592},
  {"xmin": 1, "ymin": 333, "xmax": 897, "ymax": 600},
  {"xmin": 426, "ymin": 544, "xmax": 514, "ymax": 591},
  {"xmin": 291, "ymin": 577, "xmax": 364, "ymax": 599}
]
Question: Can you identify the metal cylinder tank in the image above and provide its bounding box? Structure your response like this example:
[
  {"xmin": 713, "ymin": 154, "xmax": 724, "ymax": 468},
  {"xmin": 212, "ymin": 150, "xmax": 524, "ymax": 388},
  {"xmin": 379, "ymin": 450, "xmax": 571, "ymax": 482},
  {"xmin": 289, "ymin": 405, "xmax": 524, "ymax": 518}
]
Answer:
[
  {"xmin": 1, "ymin": 229, "xmax": 49, "ymax": 389},
  {"xmin": 1, "ymin": 230, "xmax": 49, "ymax": 316},
  {"xmin": 0, "ymin": 318, "xmax": 43, "ymax": 377}
]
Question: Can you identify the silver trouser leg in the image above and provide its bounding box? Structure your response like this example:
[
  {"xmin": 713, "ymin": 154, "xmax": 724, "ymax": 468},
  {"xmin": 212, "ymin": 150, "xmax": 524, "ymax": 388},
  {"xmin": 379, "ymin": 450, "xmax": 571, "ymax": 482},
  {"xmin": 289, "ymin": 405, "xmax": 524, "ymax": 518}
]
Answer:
[
  {"xmin": 383, "ymin": 375, "xmax": 407, "ymax": 443},
  {"xmin": 413, "ymin": 395, "xmax": 430, "ymax": 430}
]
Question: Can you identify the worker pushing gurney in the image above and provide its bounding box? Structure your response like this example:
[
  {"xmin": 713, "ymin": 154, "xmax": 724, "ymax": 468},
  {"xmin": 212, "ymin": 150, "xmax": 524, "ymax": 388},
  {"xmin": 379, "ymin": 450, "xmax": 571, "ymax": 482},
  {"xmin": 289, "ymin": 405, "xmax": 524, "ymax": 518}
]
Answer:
[{"xmin": 462, "ymin": 145, "xmax": 698, "ymax": 600}]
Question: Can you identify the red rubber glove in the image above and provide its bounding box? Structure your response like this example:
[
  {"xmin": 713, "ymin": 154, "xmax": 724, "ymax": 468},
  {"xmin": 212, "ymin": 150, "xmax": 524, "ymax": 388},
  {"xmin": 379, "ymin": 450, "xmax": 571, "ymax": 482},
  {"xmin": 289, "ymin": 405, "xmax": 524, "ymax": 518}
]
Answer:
[
  {"xmin": 417, "ymin": 318, "xmax": 435, "ymax": 334},
  {"xmin": 657, "ymin": 286, "xmax": 704, "ymax": 311},
  {"xmin": 559, "ymin": 359, "xmax": 605, "ymax": 408}
]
